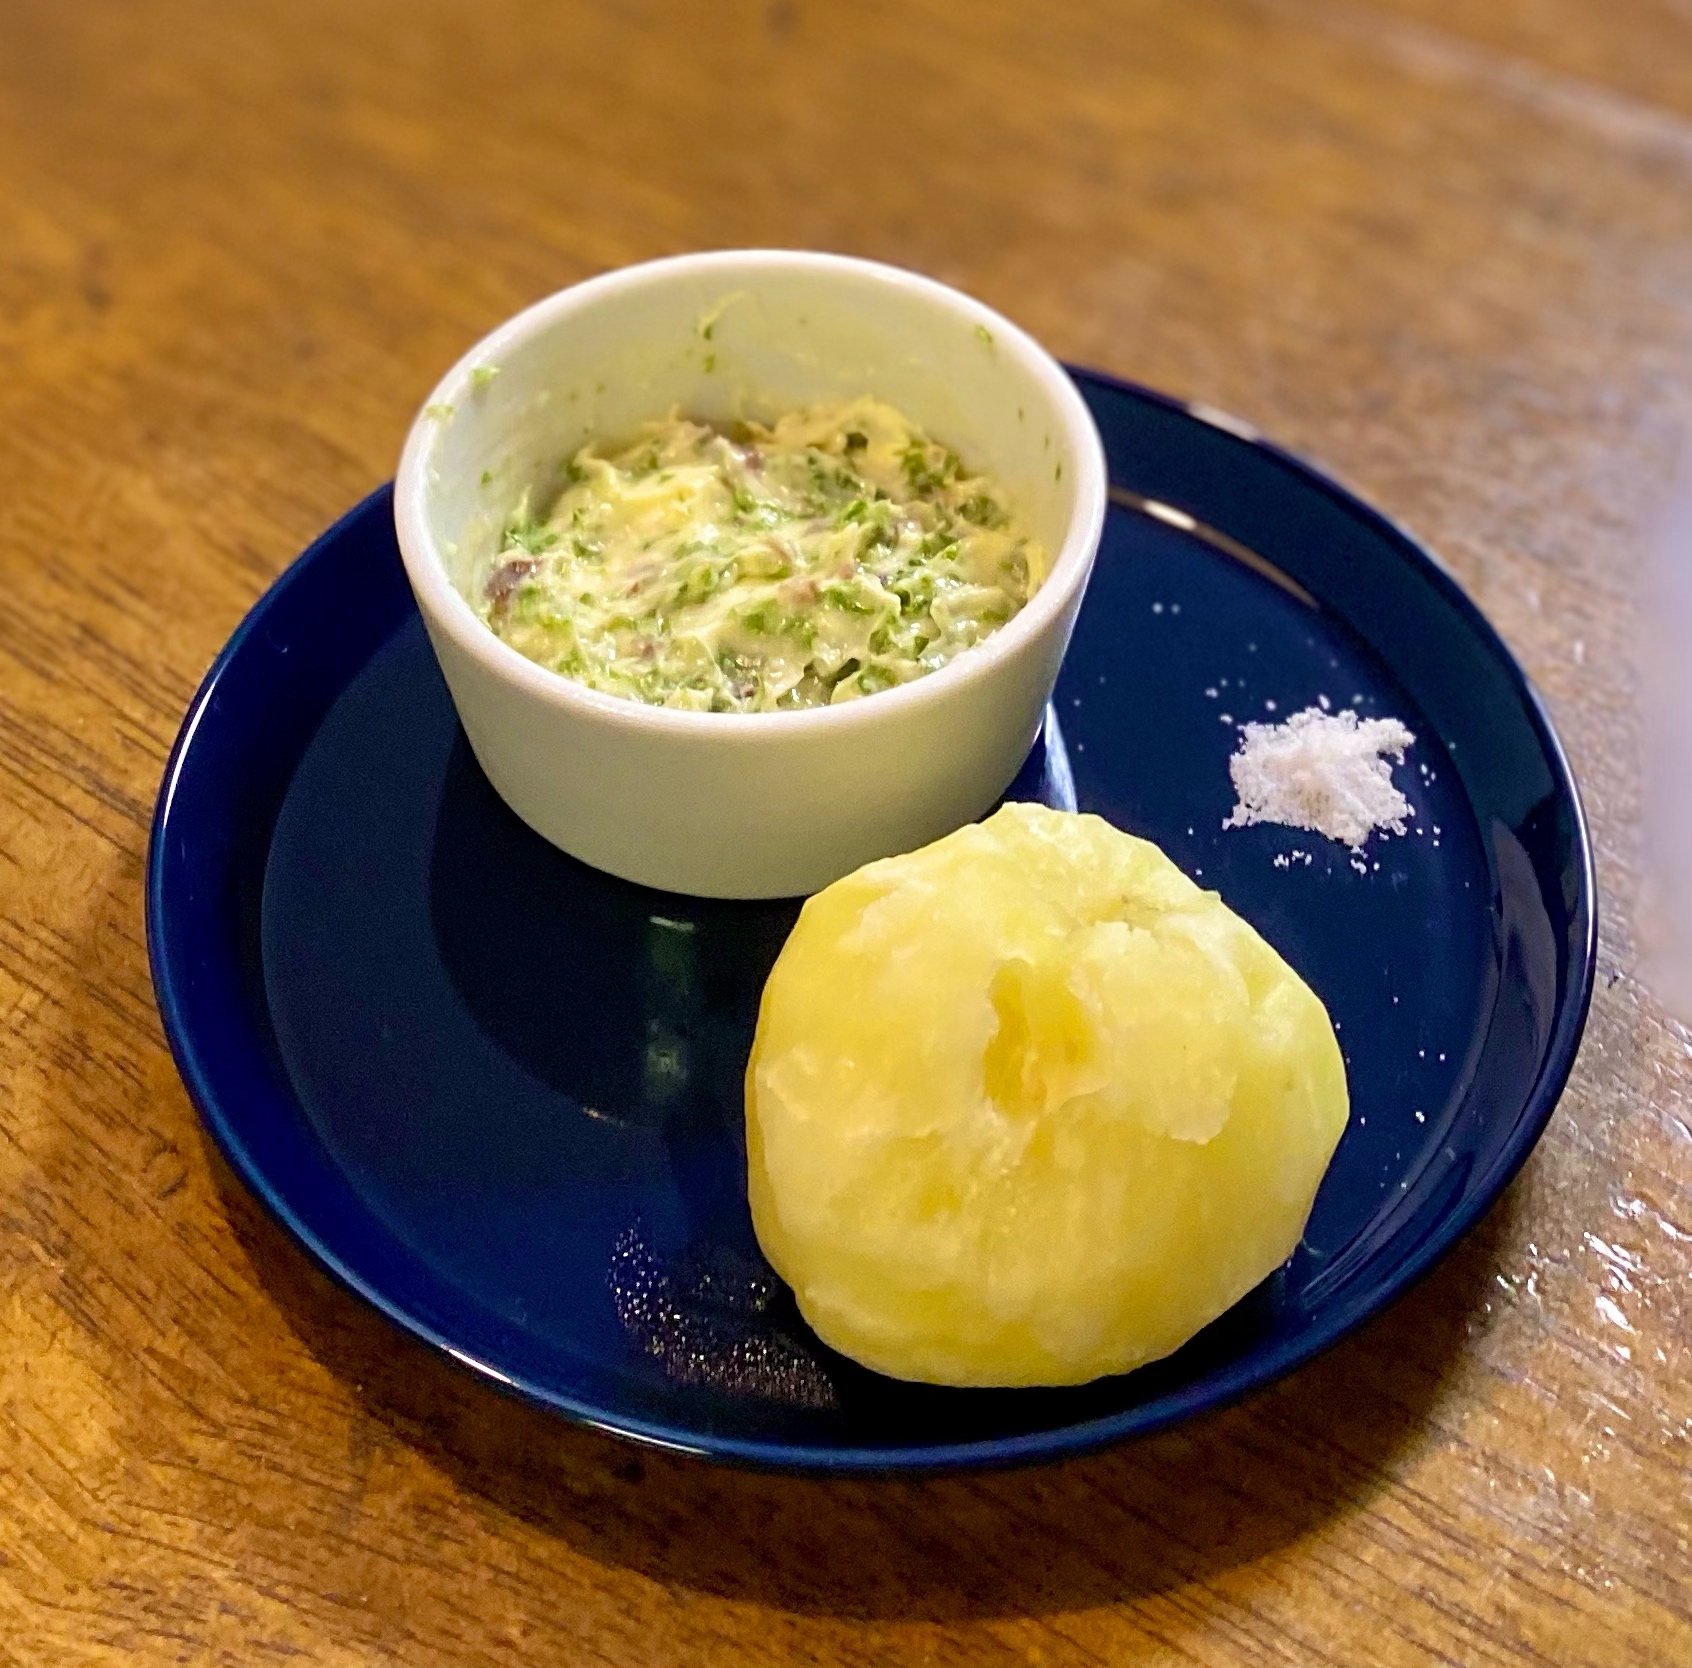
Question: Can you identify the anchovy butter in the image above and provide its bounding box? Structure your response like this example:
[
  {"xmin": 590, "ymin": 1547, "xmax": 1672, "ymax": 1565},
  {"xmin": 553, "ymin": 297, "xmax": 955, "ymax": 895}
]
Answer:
[{"xmin": 476, "ymin": 397, "xmax": 1047, "ymax": 712}]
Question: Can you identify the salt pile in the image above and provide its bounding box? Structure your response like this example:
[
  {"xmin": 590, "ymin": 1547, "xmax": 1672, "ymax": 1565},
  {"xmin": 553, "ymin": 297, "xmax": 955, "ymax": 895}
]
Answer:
[{"xmin": 1224, "ymin": 707, "xmax": 1415, "ymax": 849}]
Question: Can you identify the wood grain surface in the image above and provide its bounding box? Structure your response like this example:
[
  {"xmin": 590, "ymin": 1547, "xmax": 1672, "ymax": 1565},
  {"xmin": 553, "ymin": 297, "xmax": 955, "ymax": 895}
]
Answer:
[{"xmin": 4, "ymin": 1, "xmax": 1691, "ymax": 1662}]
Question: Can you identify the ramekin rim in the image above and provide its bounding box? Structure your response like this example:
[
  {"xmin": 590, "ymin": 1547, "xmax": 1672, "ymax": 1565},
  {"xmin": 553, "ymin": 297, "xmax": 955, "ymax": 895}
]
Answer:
[{"xmin": 393, "ymin": 249, "xmax": 1107, "ymax": 738}]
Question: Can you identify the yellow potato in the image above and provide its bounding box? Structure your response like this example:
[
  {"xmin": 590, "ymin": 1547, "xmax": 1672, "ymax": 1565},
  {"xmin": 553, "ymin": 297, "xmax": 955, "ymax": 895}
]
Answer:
[{"xmin": 745, "ymin": 802, "xmax": 1349, "ymax": 1386}]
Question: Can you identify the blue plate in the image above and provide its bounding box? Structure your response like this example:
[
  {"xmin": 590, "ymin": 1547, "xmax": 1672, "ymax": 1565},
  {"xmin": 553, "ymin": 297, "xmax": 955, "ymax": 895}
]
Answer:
[{"xmin": 147, "ymin": 370, "xmax": 1594, "ymax": 1473}]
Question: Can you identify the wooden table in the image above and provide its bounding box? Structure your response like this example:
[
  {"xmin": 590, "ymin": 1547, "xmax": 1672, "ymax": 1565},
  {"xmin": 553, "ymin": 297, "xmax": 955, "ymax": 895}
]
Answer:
[{"xmin": 4, "ymin": 2, "xmax": 1691, "ymax": 1662}]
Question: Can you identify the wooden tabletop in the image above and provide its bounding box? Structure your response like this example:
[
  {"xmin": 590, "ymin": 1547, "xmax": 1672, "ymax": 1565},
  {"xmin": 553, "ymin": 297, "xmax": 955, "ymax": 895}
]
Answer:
[{"xmin": 5, "ymin": 1, "xmax": 1692, "ymax": 1662}]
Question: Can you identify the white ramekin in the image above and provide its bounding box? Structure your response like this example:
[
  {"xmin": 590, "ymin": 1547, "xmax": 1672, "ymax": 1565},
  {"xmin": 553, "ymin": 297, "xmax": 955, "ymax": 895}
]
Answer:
[{"xmin": 394, "ymin": 251, "xmax": 1107, "ymax": 898}]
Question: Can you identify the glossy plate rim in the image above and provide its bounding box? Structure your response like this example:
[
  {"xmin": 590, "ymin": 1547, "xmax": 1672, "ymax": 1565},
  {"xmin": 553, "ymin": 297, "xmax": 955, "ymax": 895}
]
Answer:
[{"xmin": 146, "ymin": 366, "xmax": 1598, "ymax": 1474}]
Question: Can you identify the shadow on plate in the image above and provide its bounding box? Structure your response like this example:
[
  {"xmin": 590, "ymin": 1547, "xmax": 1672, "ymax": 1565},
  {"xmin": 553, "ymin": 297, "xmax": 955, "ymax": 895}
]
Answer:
[
  {"xmin": 430, "ymin": 733, "xmax": 801, "ymax": 1130},
  {"xmin": 426, "ymin": 700, "xmax": 1073, "ymax": 1126},
  {"xmin": 209, "ymin": 1133, "xmax": 1516, "ymax": 1622}
]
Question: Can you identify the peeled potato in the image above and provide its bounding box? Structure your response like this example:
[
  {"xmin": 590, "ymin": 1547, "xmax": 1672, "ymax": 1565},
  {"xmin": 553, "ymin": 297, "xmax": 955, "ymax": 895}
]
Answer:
[{"xmin": 745, "ymin": 801, "xmax": 1349, "ymax": 1387}]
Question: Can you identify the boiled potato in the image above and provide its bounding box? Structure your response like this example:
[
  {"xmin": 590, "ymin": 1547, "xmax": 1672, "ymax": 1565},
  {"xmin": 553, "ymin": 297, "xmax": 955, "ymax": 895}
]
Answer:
[{"xmin": 745, "ymin": 802, "xmax": 1348, "ymax": 1386}]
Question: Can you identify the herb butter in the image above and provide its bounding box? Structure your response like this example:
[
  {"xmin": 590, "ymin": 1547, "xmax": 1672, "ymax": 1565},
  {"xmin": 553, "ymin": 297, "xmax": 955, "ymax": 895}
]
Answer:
[{"xmin": 476, "ymin": 397, "xmax": 1047, "ymax": 712}]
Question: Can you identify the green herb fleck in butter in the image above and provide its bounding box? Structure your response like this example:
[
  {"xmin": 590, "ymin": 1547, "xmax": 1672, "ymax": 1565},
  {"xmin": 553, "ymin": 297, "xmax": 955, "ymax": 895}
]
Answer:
[{"xmin": 475, "ymin": 398, "xmax": 1047, "ymax": 712}]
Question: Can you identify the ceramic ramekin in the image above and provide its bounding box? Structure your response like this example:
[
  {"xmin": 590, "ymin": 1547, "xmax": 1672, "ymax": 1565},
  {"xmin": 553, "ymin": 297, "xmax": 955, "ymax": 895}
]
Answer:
[{"xmin": 394, "ymin": 250, "xmax": 1107, "ymax": 898}]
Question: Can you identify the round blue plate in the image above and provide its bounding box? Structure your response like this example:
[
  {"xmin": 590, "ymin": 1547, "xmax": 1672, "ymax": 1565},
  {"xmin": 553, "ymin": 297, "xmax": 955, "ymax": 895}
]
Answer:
[{"xmin": 147, "ymin": 369, "xmax": 1594, "ymax": 1473}]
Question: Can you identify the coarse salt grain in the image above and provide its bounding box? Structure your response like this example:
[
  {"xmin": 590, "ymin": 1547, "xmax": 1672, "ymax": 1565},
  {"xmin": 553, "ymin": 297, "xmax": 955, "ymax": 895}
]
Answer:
[{"xmin": 1224, "ymin": 706, "xmax": 1415, "ymax": 849}]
